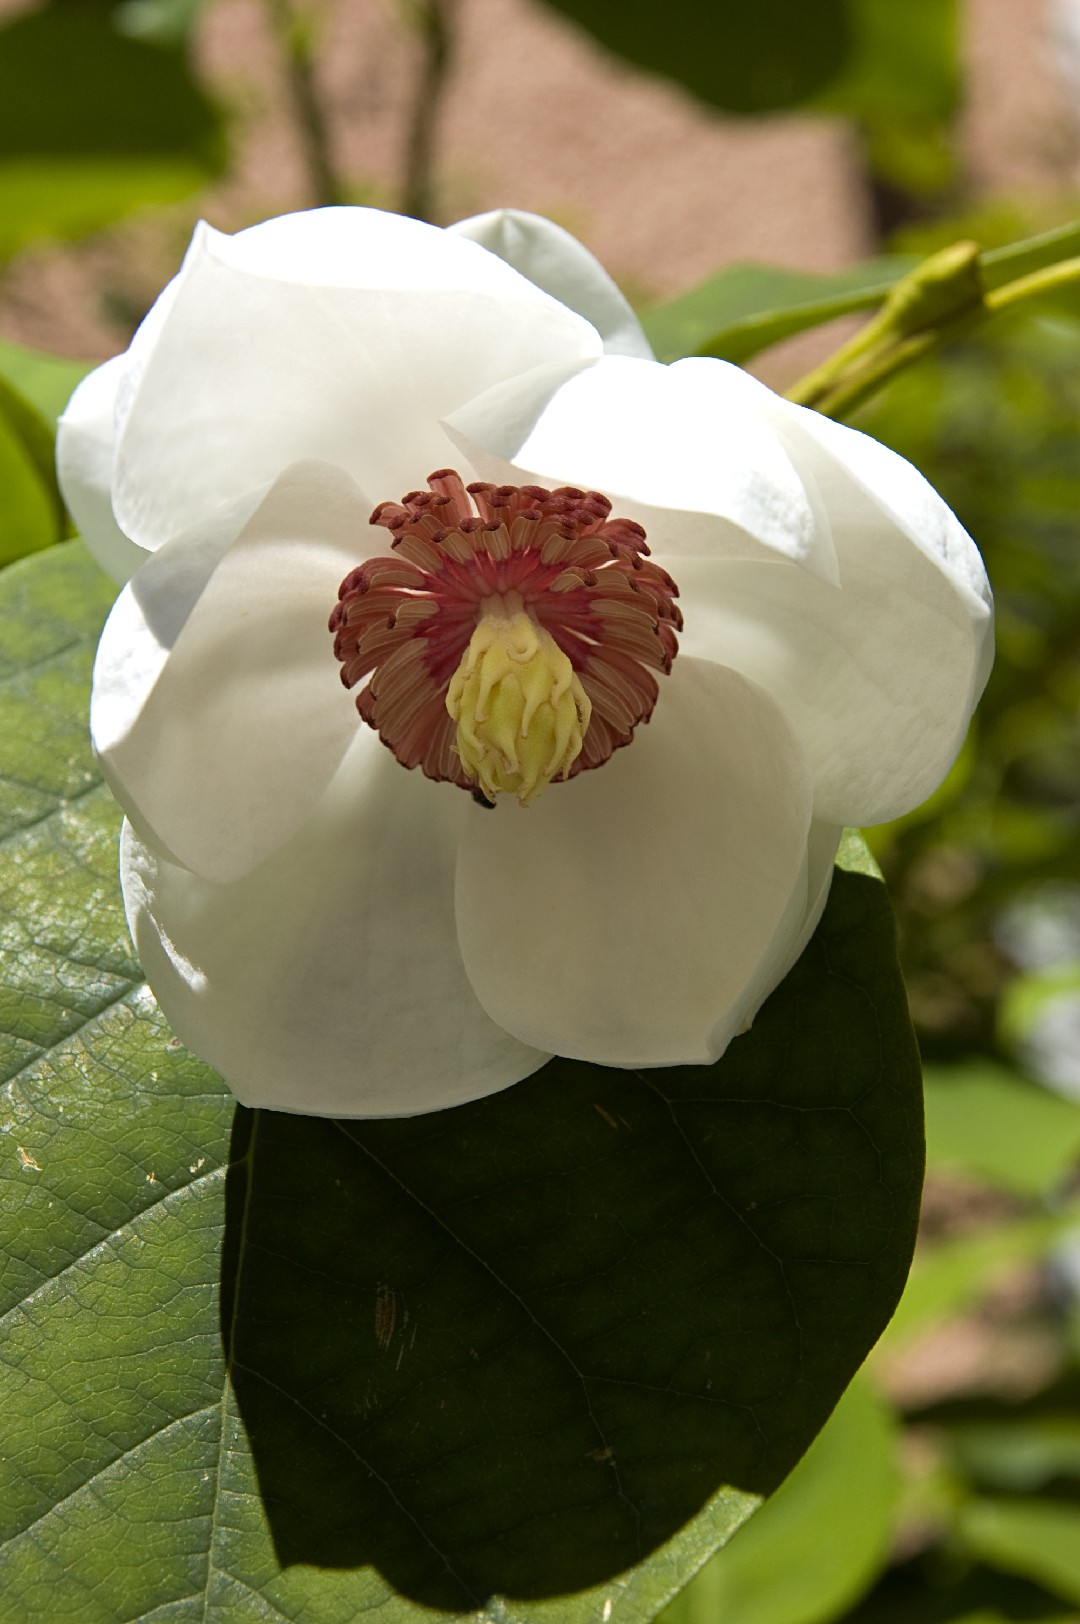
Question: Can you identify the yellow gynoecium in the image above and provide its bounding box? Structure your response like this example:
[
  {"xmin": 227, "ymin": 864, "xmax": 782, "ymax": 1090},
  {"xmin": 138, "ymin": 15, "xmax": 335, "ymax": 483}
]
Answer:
[{"xmin": 446, "ymin": 597, "xmax": 591, "ymax": 805}]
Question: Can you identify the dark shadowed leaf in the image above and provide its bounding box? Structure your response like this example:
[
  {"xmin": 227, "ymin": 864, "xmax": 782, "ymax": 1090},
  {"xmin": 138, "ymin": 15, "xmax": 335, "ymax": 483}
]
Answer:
[
  {"xmin": 531, "ymin": 0, "xmax": 958, "ymax": 192},
  {"xmin": 532, "ymin": 0, "xmax": 852, "ymax": 115},
  {"xmin": 812, "ymin": 0, "xmax": 960, "ymax": 193},
  {"xmin": 0, "ymin": 543, "xmax": 924, "ymax": 1620},
  {"xmin": 0, "ymin": 0, "xmax": 224, "ymax": 259},
  {"xmin": 659, "ymin": 1380, "xmax": 899, "ymax": 1624}
]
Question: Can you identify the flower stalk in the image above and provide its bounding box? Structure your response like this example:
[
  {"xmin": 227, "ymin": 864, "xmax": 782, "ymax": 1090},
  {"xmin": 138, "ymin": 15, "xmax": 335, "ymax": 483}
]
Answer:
[{"xmin": 788, "ymin": 237, "xmax": 1080, "ymax": 420}]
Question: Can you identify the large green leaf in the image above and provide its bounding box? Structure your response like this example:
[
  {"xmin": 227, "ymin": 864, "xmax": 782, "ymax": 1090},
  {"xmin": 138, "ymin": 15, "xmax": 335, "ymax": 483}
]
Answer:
[
  {"xmin": 658, "ymin": 1380, "xmax": 898, "ymax": 1624},
  {"xmin": 0, "ymin": 406, "xmax": 59, "ymax": 568},
  {"xmin": 0, "ymin": 543, "xmax": 924, "ymax": 1620},
  {"xmin": 0, "ymin": 338, "xmax": 85, "ymax": 567},
  {"xmin": 640, "ymin": 258, "xmax": 916, "ymax": 365},
  {"xmin": 0, "ymin": 0, "xmax": 224, "ymax": 260},
  {"xmin": 959, "ymin": 1499, "xmax": 1080, "ymax": 1606},
  {"xmin": 946, "ymin": 1419, "xmax": 1080, "ymax": 1494},
  {"xmin": 533, "ymin": 0, "xmax": 852, "ymax": 115},
  {"xmin": 923, "ymin": 1062, "xmax": 1080, "ymax": 1197},
  {"xmin": 0, "ymin": 338, "xmax": 92, "ymax": 429},
  {"xmin": 639, "ymin": 221, "xmax": 1080, "ymax": 369},
  {"xmin": 883, "ymin": 1201, "xmax": 1080, "ymax": 1350},
  {"xmin": 532, "ymin": 0, "xmax": 958, "ymax": 190}
]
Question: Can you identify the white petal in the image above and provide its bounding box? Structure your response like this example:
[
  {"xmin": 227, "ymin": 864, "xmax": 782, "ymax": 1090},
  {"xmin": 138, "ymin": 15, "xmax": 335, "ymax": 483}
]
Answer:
[
  {"xmin": 449, "ymin": 208, "xmax": 654, "ymax": 359},
  {"xmin": 776, "ymin": 399, "xmax": 993, "ymax": 620},
  {"xmin": 455, "ymin": 657, "xmax": 815, "ymax": 1066},
  {"xmin": 94, "ymin": 461, "xmax": 370, "ymax": 885},
  {"xmin": 91, "ymin": 498, "xmax": 238, "ymax": 763},
  {"xmin": 446, "ymin": 354, "xmax": 839, "ymax": 579},
  {"xmin": 708, "ymin": 819, "xmax": 841, "ymax": 1057},
  {"xmin": 112, "ymin": 210, "xmax": 602, "ymax": 551},
  {"xmin": 675, "ymin": 414, "xmax": 993, "ymax": 825},
  {"xmin": 121, "ymin": 737, "xmax": 549, "ymax": 1117},
  {"xmin": 56, "ymin": 357, "xmax": 146, "ymax": 584}
]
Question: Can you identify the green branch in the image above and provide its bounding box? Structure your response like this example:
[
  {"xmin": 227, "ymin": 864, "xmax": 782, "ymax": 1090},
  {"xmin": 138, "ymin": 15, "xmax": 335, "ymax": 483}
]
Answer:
[{"xmin": 787, "ymin": 236, "xmax": 1080, "ymax": 420}]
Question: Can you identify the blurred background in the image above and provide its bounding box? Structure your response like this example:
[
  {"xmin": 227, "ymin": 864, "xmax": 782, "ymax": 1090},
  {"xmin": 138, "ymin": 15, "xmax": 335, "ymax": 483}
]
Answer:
[{"xmin": 2, "ymin": 2, "xmax": 1080, "ymax": 1620}]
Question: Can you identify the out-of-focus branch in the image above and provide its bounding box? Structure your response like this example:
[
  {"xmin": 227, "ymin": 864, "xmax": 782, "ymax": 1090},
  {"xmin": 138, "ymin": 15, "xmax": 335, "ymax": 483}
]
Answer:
[
  {"xmin": 787, "ymin": 241, "xmax": 1080, "ymax": 420},
  {"xmin": 400, "ymin": 0, "xmax": 457, "ymax": 223},
  {"xmin": 266, "ymin": 0, "xmax": 344, "ymax": 208}
]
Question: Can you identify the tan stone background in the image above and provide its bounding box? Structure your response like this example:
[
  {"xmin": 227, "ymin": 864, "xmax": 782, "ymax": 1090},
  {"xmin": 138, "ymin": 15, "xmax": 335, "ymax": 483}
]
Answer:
[{"xmin": 1, "ymin": 0, "xmax": 1078, "ymax": 375}]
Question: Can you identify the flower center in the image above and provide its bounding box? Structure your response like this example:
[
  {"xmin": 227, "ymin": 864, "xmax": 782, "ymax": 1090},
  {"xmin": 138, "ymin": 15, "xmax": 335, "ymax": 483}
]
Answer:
[
  {"xmin": 446, "ymin": 597, "xmax": 591, "ymax": 805},
  {"xmin": 329, "ymin": 470, "xmax": 681, "ymax": 801}
]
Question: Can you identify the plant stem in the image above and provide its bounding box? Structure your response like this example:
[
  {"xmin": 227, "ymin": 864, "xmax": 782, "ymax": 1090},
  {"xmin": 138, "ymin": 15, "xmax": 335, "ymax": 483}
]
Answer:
[
  {"xmin": 266, "ymin": 0, "xmax": 344, "ymax": 208},
  {"xmin": 789, "ymin": 245, "xmax": 1080, "ymax": 420},
  {"xmin": 401, "ymin": 0, "xmax": 456, "ymax": 222}
]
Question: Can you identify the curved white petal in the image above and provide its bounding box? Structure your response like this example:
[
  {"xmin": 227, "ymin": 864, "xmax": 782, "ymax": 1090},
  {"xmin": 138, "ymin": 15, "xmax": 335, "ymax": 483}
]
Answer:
[
  {"xmin": 121, "ymin": 737, "xmax": 549, "ymax": 1117},
  {"xmin": 446, "ymin": 354, "xmax": 839, "ymax": 579},
  {"xmin": 675, "ymin": 417, "xmax": 992, "ymax": 826},
  {"xmin": 112, "ymin": 210, "xmax": 602, "ymax": 552},
  {"xmin": 449, "ymin": 208, "xmax": 654, "ymax": 360},
  {"xmin": 455, "ymin": 657, "xmax": 815, "ymax": 1066},
  {"xmin": 56, "ymin": 357, "xmax": 146, "ymax": 584},
  {"xmin": 775, "ymin": 398, "xmax": 993, "ymax": 622},
  {"xmin": 95, "ymin": 462, "xmax": 370, "ymax": 885},
  {"xmin": 708, "ymin": 819, "xmax": 841, "ymax": 1057},
  {"xmin": 91, "ymin": 496, "xmax": 240, "ymax": 767}
]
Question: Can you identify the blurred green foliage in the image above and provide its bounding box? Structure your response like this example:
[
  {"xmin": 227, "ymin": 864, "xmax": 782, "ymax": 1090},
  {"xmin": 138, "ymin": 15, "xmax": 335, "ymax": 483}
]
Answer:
[
  {"xmin": 533, "ymin": 0, "xmax": 960, "ymax": 197},
  {"xmin": 0, "ymin": 0, "xmax": 224, "ymax": 261}
]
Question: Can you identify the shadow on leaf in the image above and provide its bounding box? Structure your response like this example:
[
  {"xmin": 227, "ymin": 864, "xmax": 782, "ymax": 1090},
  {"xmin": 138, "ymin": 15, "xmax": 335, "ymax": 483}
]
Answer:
[{"xmin": 220, "ymin": 869, "xmax": 923, "ymax": 1611}]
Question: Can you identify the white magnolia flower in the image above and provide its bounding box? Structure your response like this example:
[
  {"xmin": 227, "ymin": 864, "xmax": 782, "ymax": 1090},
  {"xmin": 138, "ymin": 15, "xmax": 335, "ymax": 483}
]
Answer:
[{"xmin": 58, "ymin": 207, "xmax": 994, "ymax": 1117}]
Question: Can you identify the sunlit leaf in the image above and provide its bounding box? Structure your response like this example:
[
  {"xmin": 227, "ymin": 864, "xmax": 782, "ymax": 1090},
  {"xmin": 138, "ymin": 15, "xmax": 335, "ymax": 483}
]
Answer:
[
  {"xmin": 923, "ymin": 1062, "xmax": 1080, "ymax": 1197},
  {"xmin": 947, "ymin": 1419, "xmax": 1080, "ymax": 1494},
  {"xmin": 658, "ymin": 1381, "xmax": 898, "ymax": 1624},
  {"xmin": 639, "ymin": 218, "xmax": 1080, "ymax": 370},
  {"xmin": 640, "ymin": 258, "xmax": 915, "ymax": 364},
  {"xmin": 883, "ymin": 1202, "xmax": 1080, "ymax": 1349},
  {"xmin": 981, "ymin": 222, "xmax": 1080, "ymax": 292},
  {"xmin": 0, "ymin": 403, "xmax": 60, "ymax": 568},
  {"xmin": 115, "ymin": 0, "xmax": 205, "ymax": 44},
  {"xmin": 0, "ymin": 543, "xmax": 924, "ymax": 1620},
  {"xmin": 959, "ymin": 1499, "xmax": 1080, "ymax": 1606},
  {"xmin": 0, "ymin": 338, "xmax": 92, "ymax": 429}
]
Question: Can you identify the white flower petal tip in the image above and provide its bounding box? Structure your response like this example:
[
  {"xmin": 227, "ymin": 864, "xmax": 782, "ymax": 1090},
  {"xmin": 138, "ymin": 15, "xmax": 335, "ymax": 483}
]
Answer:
[
  {"xmin": 57, "ymin": 358, "xmax": 147, "ymax": 584},
  {"xmin": 109, "ymin": 209, "xmax": 603, "ymax": 555},
  {"xmin": 445, "ymin": 354, "xmax": 841, "ymax": 582},
  {"xmin": 77, "ymin": 204, "xmax": 992, "ymax": 1117},
  {"xmin": 120, "ymin": 741, "xmax": 551, "ymax": 1117},
  {"xmin": 449, "ymin": 208, "xmax": 655, "ymax": 360},
  {"xmin": 94, "ymin": 460, "xmax": 371, "ymax": 885}
]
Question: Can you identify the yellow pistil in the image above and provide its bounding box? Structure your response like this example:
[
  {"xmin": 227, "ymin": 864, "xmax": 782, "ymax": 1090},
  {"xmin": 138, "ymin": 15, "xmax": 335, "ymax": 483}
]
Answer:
[{"xmin": 446, "ymin": 597, "xmax": 591, "ymax": 805}]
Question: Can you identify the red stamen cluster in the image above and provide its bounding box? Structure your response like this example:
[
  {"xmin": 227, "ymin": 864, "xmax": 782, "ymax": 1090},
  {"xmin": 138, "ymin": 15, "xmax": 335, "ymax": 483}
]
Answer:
[{"xmin": 329, "ymin": 470, "xmax": 681, "ymax": 789}]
